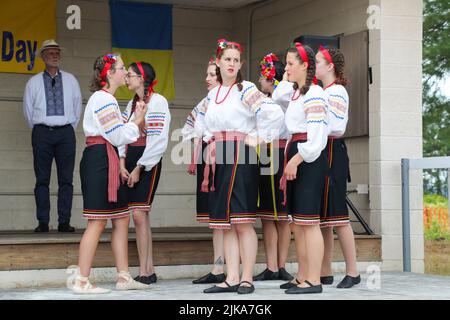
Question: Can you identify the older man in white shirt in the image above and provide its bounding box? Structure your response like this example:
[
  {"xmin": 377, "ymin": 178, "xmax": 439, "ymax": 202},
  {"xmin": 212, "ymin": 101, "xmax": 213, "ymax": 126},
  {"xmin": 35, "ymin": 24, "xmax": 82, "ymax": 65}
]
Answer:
[{"xmin": 23, "ymin": 39, "xmax": 82, "ymax": 233}]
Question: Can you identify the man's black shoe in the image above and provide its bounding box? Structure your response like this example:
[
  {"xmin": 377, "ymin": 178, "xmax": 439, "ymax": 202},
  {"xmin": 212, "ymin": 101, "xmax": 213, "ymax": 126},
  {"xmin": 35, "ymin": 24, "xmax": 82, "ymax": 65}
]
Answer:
[
  {"xmin": 34, "ymin": 224, "xmax": 49, "ymax": 233},
  {"xmin": 58, "ymin": 224, "xmax": 75, "ymax": 232}
]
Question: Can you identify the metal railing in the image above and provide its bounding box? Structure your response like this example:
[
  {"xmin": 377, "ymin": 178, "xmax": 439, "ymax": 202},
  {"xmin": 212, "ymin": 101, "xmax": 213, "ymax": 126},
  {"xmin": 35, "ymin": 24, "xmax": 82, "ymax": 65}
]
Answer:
[{"xmin": 401, "ymin": 156, "xmax": 450, "ymax": 272}]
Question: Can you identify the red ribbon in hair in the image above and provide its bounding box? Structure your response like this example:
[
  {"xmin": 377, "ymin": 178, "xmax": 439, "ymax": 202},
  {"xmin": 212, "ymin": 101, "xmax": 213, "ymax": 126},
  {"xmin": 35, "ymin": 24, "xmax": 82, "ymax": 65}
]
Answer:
[
  {"xmin": 141, "ymin": 79, "xmax": 158, "ymax": 103},
  {"xmin": 294, "ymin": 42, "xmax": 308, "ymax": 64},
  {"xmin": 135, "ymin": 62, "xmax": 158, "ymax": 100},
  {"xmin": 216, "ymin": 38, "xmax": 244, "ymax": 57},
  {"xmin": 100, "ymin": 54, "xmax": 117, "ymax": 87},
  {"xmin": 294, "ymin": 43, "xmax": 318, "ymax": 85},
  {"xmin": 229, "ymin": 42, "xmax": 243, "ymax": 54},
  {"xmin": 136, "ymin": 61, "xmax": 145, "ymax": 78},
  {"xmin": 319, "ymin": 45, "xmax": 333, "ymax": 65},
  {"xmin": 147, "ymin": 80, "xmax": 158, "ymax": 95}
]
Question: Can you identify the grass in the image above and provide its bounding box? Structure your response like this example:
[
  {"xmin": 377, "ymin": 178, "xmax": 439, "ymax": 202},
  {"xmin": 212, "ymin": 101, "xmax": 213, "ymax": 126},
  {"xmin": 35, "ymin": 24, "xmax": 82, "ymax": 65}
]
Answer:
[
  {"xmin": 423, "ymin": 195, "xmax": 449, "ymax": 275},
  {"xmin": 425, "ymin": 239, "xmax": 450, "ymax": 275}
]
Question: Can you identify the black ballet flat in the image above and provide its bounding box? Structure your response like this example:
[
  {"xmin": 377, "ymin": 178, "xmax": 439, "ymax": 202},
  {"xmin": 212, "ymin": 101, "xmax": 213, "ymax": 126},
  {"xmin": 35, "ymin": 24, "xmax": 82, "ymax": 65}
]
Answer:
[
  {"xmin": 148, "ymin": 273, "xmax": 157, "ymax": 283},
  {"xmin": 285, "ymin": 280, "xmax": 323, "ymax": 294},
  {"xmin": 337, "ymin": 275, "xmax": 361, "ymax": 289},
  {"xmin": 253, "ymin": 268, "xmax": 279, "ymax": 281},
  {"xmin": 136, "ymin": 274, "xmax": 157, "ymax": 285},
  {"xmin": 193, "ymin": 272, "xmax": 226, "ymax": 284},
  {"xmin": 280, "ymin": 278, "xmax": 301, "ymax": 289},
  {"xmin": 278, "ymin": 268, "xmax": 294, "ymax": 281},
  {"xmin": 203, "ymin": 281, "xmax": 239, "ymax": 293},
  {"xmin": 320, "ymin": 275, "xmax": 334, "ymax": 285},
  {"xmin": 237, "ymin": 281, "xmax": 255, "ymax": 295}
]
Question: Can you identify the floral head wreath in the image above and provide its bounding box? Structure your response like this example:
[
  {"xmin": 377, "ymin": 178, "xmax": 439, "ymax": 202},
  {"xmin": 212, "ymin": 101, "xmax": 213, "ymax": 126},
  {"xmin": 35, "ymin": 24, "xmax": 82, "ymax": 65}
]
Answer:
[
  {"xmin": 216, "ymin": 38, "xmax": 244, "ymax": 57},
  {"xmin": 208, "ymin": 55, "xmax": 217, "ymax": 65},
  {"xmin": 100, "ymin": 54, "xmax": 118, "ymax": 86},
  {"xmin": 259, "ymin": 53, "xmax": 280, "ymax": 86}
]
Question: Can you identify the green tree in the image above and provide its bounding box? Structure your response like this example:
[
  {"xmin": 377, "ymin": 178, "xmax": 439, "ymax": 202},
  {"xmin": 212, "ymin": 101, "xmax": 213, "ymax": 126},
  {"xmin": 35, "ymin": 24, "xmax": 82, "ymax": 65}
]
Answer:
[
  {"xmin": 422, "ymin": 0, "xmax": 450, "ymax": 195},
  {"xmin": 423, "ymin": 0, "xmax": 450, "ymax": 82}
]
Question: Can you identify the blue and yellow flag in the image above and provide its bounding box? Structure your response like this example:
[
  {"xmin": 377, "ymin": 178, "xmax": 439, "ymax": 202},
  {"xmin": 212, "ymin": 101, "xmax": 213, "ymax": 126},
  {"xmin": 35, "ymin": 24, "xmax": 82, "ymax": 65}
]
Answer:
[
  {"xmin": 0, "ymin": 0, "xmax": 56, "ymax": 74},
  {"xmin": 110, "ymin": 0, "xmax": 174, "ymax": 101}
]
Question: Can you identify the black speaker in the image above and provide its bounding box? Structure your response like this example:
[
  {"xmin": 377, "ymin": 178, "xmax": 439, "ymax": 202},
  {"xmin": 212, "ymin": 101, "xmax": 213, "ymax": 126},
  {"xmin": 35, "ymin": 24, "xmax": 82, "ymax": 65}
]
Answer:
[{"xmin": 293, "ymin": 35, "xmax": 339, "ymax": 52}]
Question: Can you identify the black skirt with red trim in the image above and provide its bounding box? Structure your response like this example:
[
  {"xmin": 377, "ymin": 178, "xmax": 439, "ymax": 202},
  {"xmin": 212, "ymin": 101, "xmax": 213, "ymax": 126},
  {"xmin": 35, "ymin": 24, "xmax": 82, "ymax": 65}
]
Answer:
[
  {"xmin": 286, "ymin": 140, "xmax": 328, "ymax": 225},
  {"xmin": 196, "ymin": 141, "xmax": 209, "ymax": 223},
  {"xmin": 257, "ymin": 144, "xmax": 289, "ymax": 221},
  {"xmin": 124, "ymin": 146, "xmax": 162, "ymax": 212},
  {"xmin": 80, "ymin": 144, "xmax": 130, "ymax": 220},
  {"xmin": 320, "ymin": 138, "xmax": 350, "ymax": 227},
  {"xmin": 206, "ymin": 140, "xmax": 260, "ymax": 229}
]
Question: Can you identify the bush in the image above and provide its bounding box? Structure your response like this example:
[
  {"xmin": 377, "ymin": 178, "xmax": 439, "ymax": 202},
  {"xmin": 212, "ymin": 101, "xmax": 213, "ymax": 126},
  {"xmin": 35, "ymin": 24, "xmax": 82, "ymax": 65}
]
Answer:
[
  {"xmin": 425, "ymin": 216, "xmax": 450, "ymax": 241},
  {"xmin": 424, "ymin": 194, "xmax": 448, "ymax": 208}
]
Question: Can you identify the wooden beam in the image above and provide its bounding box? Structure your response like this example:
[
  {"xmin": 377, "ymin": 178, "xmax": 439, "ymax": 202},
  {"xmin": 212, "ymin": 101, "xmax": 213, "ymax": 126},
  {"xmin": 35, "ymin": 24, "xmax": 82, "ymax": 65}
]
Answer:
[{"xmin": 0, "ymin": 231, "xmax": 381, "ymax": 271}]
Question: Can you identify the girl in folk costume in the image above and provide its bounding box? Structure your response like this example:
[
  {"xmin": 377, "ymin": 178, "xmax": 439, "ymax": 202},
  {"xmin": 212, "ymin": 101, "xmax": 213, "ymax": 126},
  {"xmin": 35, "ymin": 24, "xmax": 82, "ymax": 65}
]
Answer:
[
  {"xmin": 253, "ymin": 53, "xmax": 293, "ymax": 282},
  {"xmin": 182, "ymin": 58, "xmax": 226, "ymax": 284},
  {"xmin": 195, "ymin": 39, "xmax": 284, "ymax": 294},
  {"xmin": 277, "ymin": 43, "xmax": 329, "ymax": 294},
  {"xmin": 72, "ymin": 54, "xmax": 149, "ymax": 294},
  {"xmin": 118, "ymin": 62, "xmax": 171, "ymax": 285},
  {"xmin": 315, "ymin": 46, "xmax": 360, "ymax": 288}
]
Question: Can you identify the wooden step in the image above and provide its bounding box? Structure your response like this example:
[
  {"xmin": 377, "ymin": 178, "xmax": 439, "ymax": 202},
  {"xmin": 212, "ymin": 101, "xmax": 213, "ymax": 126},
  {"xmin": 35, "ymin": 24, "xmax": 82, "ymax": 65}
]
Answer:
[{"xmin": 0, "ymin": 227, "xmax": 381, "ymax": 271}]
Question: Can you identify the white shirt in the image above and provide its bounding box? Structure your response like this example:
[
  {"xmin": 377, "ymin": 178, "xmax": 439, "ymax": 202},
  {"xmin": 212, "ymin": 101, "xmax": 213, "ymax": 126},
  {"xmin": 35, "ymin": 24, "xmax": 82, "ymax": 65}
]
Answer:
[
  {"xmin": 23, "ymin": 70, "xmax": 82, "ymax": 129},
  {"xmin": 285, "ymin": 85, "xmax": 329, "ymax": 163},
  {"xmin": 195, "ymin": 80, "xmax": 284, "ymax": 143},
  {"xmin": 83, "ymin": 90, "xmax": 139, "ymax": 146},
  {"xmin": 118, "ymin": 93, "xmax": 171, "ymax": 171},
  {"xmin": 181, "ymin": 97, "xmax": 206, "ymax": 142},
  {"xmin": 192, "ymin": 96, "xmax": 213, "ymax": 142},
  {"xmin": 272, "ymin": 80, "xmax": 293, "ymax": 110},
  {"xmin": 324, "ymin": 84, "xmax": 349, "ymax": 137},
  {"xmin": 270, "ymin": 82, "xmax": 295, "ymax": 141}
]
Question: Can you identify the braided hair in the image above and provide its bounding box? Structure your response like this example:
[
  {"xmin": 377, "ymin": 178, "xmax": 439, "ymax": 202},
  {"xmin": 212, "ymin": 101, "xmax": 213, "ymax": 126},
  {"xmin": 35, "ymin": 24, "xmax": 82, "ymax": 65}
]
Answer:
[
  {"xmin": 326, "ymin": 48, "xmax": 347, "ymax": 86},
  {"xmin": 89, "ymin": 54, "xmax": 120, "ymax": 92},
  {"xmin": 287, "ymin": 44, "xmax": 316, "ymax": 95}
]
